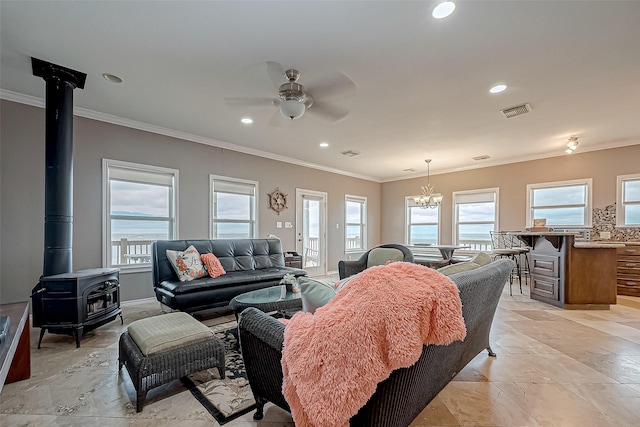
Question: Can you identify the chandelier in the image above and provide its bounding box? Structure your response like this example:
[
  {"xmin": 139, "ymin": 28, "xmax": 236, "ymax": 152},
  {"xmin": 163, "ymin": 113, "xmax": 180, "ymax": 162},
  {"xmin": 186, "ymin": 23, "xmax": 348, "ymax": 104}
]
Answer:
[{"xmin": 414, "ymin": 159, "xmax": 443, "ymax": 209}]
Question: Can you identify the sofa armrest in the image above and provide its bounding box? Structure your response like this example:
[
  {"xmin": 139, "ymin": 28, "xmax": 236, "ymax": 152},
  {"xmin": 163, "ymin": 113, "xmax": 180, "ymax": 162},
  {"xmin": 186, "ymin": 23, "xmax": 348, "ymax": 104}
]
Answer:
[{"xmin": 237, "ymin": 307, "xmax": 290, "ymax": 413}]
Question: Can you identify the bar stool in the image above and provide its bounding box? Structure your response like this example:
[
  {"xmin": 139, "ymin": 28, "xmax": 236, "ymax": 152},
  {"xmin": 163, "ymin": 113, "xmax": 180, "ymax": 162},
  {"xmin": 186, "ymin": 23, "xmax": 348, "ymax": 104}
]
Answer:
[
  {"xmin": 509, "ymin": 233, "xmax": 531, "ymax": 288},
  {"xmin": 490, "ymin": 231, "xmax": 522, "ymax": 296}
]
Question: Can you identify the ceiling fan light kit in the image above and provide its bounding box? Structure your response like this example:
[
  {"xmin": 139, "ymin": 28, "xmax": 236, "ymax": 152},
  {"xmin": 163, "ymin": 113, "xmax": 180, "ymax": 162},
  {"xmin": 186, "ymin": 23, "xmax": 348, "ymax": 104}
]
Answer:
[{"xmin": 280, "ymin": 99, "xmax": 306, "ymax": 120}]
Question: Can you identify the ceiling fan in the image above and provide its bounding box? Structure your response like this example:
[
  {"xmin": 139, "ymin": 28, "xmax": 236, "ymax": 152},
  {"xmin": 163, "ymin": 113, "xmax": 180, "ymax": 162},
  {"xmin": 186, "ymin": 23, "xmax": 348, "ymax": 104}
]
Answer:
[{"xmin": 225, "ymin": 61, "xmax": 355, "ymax": 124}]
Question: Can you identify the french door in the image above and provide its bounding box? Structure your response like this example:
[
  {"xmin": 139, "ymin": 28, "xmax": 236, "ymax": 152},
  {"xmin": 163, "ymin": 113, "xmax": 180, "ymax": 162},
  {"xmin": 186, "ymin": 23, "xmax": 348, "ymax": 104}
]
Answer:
[{"xmin": 296, "ymin": 189, "xmax": 327, "ymax": 277}]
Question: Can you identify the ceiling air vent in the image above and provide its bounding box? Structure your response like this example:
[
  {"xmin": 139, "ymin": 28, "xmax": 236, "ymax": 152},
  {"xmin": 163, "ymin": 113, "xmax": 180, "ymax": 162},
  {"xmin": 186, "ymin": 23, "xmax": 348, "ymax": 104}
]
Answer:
[
  {"xmin": 473, "ymin": 155, "xmax": 490, "ymax": 161},
  {"xmin": 341, "ymin": 150, "xmax": 361, "ymax": 157},
  {"xmin": 501, "ymin": 103, "xmax": 531, "ymax": 118}
]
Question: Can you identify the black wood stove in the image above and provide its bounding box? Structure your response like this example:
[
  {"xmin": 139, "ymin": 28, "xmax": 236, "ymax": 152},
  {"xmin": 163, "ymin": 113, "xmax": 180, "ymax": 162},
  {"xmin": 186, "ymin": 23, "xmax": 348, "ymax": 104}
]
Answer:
[{"xmin": 31, "ymin": 268, "xmax": 122, "ymax": 348}]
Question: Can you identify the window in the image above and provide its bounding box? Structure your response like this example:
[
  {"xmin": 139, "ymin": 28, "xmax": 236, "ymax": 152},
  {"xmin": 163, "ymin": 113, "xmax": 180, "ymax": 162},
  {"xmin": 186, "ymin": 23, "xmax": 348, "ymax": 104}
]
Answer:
[
  {"xmin": 103, "ymin": 159, "xmax": 178, "ymax": 269},
  {"xmin": 453, "ymin": 189, "xmax": 498, "ymax": 250},
  {"xmin": 617, "ymin": 174, "xmax": 640, "ymax": 227},
  {"xmin": 210, "ymin": 175, "xmax": 258, "ymax": 239},
  {"xmin": 406, "ymin": 196, "xmax": 440, "ymax": 245},
  {"xmin": 527, "ymin": 179, "xmax": 592, "ymax": 228},
  {"xmin": 345, "ymin": 195, "xmax": 367, "ymax": 251}
]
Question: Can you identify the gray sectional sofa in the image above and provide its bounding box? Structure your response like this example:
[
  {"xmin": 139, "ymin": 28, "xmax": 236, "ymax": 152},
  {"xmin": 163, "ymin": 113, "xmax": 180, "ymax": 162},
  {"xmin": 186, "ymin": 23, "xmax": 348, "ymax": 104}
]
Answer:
[
  {"xmin": 238, "ymin": 258, "xmax": 513, "ymax": 426},
  {"xmin": 151, "ymin": 239, "xmax": 307, "ymax": 313}
]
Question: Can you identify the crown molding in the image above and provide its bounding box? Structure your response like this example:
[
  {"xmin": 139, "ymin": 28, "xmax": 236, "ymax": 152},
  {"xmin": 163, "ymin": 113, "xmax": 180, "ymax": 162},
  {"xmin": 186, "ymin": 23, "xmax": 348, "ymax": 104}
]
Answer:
[
  {"xmin": 382, "ymin": 139, "xmax": 640, "ymax": 183},
  {"xmin": 4, "ymin": 89, "xmax": 635, "ymax": 185},
  {"xmin": 0, "ymin": 89, "xmax": 381, "ymax": 183}
]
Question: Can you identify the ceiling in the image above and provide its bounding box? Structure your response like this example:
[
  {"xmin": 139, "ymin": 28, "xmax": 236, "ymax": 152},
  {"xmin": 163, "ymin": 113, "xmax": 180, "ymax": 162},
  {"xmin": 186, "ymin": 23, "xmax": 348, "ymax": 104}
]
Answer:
[{"xmin": 2, "ymin": 1, "xmax": 639, "ymax": 182}]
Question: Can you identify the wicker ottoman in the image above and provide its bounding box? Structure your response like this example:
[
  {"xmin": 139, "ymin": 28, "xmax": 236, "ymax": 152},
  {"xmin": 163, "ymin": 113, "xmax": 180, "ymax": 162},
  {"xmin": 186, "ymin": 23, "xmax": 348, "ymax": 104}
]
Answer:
[{"xmin": 118, "ymin": 311, "xmax": 225, "ymax": 412}]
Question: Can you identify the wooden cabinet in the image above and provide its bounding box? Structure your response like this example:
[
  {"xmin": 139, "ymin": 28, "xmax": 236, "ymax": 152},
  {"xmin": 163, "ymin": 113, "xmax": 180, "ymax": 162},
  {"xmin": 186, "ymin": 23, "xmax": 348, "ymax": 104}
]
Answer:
[
  {"xmin": 285, "ymin": 253, "xmax": 302, "ymax": 269},
  {"xmin": 617, "ymin": 245, "xmax": 640, "ymax": 296},
  {"xmin": 514, "ymin": 232, "xmax": 617, "ymax": 309}
]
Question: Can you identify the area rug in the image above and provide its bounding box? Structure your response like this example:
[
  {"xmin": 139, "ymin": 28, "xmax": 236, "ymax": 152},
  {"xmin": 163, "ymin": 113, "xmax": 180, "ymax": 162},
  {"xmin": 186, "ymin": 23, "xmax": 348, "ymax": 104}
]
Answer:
[{"xmin": 181, "ymin": 323, "xmax": 256, "ymax": 424}]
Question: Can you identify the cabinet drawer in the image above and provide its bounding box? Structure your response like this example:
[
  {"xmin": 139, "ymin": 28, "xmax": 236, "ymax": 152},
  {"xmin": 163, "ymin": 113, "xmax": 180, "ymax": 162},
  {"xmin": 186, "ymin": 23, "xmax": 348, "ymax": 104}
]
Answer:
[
  {"xmin": 616, "ymin": 272, "xmax": 640, "ymax": 286},
  {"xmin": 532, "ymin": 254, "xmax": 559, "ymax": 277},
  {"xmin": 532, "ymin": 276, "xmax": 560, "ymax": 301},
  {"xmin": 617, "ymin": 246, "xmax": 640, "ymax": 256},
  {"xmin": 618, "ymin": 266, "xmax": 640, "ymax": 276}
]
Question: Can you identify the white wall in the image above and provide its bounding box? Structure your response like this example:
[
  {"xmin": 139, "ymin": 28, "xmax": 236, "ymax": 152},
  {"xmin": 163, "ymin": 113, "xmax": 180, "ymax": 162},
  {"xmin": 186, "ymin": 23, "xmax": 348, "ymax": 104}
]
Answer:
[
  {"xmin": 0, "ymin": 100, "xmax": 380, "ymax": 303},
  {"xmin": 381, "ymin": 145, "xmax": 640, "ymax": 244}
]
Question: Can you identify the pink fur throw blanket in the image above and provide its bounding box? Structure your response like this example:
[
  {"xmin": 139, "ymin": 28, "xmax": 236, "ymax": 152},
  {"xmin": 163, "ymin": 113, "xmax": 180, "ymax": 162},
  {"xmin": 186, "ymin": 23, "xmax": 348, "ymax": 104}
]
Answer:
[{"xmin": 281, "ymin": 261, "xmax": 467, "ymax": 427}]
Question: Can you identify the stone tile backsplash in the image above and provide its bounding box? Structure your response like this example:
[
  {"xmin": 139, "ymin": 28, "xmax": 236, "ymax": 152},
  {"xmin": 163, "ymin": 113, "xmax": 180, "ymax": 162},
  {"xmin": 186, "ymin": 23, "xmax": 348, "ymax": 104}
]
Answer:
[{"xmin": 592, "ymin": 203, "xmax": 640, "ymax": 241}]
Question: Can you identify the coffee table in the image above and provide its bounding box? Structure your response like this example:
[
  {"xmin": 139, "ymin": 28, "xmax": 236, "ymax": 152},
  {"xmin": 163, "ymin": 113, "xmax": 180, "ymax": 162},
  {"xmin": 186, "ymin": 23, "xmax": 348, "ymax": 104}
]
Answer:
[{"xmin": 229, "ymin": 286, "xmax": 302, "ymax": 320}]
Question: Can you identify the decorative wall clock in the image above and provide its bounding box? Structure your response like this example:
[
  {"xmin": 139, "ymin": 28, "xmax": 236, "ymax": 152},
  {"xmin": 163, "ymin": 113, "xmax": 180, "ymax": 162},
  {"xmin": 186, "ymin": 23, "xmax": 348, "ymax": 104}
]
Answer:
[{"xmin": 268, "ymin": 188, "xmax": 288, "ymax": 214}]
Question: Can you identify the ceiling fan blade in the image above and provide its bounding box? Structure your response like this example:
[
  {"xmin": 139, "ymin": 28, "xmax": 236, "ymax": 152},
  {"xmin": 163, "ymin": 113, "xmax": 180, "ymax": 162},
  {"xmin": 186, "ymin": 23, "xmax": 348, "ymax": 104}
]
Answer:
[
  {"xmin": 266, "ymin": 61, "xmax": 286, "ymax": 90},
  {"xmin": 224, "ymin": 97, "xmax": 277, "ymax": 107},
  {"xmin": 306, "ymin": 72, "xmax": 356, "ymax": 100},
  {"xmin": 307, "ymin": 101, "xmax": 350, "ymax": 122}
]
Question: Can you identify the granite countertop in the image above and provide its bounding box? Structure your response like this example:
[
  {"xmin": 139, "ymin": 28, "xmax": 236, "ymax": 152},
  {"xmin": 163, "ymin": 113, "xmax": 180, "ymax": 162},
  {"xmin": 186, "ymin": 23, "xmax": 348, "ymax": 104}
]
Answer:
[{"xmin": 574, "ymin": 242, "xmax": 626, "ymax": 248}]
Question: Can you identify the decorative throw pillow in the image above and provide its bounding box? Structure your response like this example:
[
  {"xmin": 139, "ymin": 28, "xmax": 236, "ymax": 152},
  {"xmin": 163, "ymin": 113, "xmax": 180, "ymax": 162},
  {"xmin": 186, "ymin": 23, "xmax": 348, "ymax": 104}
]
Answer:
[
  {"xmin": 299, "ymin": 277, "xmax": 337, "ymax": 314},
  {"xmin": 166, "ymin": 245, "xmax": 208, "ymax": 282},
  {"xmin": 470, "ymin": 251, "xmax": 492, "ymax": 266},
  {"xmin": 200, "ymin": 253, "xmax": 226, "ymax": 278},
  {"xmin": 437, "ymin": 261, "xmax": 482, "ymax": 276}
]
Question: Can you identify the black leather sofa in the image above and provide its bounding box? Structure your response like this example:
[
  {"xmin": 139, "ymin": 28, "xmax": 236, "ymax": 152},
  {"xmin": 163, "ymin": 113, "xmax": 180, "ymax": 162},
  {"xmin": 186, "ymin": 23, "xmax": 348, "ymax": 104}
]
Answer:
[{"xmin": 151, "ymin": 239, "xmax": 307, "ymax": 313}]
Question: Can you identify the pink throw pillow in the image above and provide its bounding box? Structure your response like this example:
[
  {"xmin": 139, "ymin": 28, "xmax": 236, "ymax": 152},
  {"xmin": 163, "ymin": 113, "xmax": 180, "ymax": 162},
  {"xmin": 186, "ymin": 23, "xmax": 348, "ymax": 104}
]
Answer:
[{"xmin": 200, "ymin": 253, "xmax": 226, "ymax": 278}]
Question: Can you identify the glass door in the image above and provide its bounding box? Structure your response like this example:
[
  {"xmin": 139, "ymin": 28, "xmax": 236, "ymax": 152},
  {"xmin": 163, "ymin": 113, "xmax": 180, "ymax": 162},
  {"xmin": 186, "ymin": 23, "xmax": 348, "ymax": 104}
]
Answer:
[{"xmin": 296, "ymin": 189, "xmax": 327, "ymax": 276}]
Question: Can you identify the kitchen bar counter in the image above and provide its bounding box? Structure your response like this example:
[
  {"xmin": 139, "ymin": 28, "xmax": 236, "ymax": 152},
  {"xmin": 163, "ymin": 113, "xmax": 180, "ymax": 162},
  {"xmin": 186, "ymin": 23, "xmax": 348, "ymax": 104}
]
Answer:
[{"xmin": 510, "ymin": 232, "xmax": 617, "ymax": 309}]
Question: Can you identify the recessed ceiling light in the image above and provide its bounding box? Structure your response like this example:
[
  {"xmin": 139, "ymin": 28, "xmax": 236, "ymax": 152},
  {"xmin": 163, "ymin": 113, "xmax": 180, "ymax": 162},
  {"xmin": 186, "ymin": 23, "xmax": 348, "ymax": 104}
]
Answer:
[
  {"xmin": 319, "ymin": 142, "xmax": 329, "ymax": 148},
  {"xmin": 432, "ymin": 1, "xmax": 456, "ymax": 19},
  {"xmin": 102, "ymin": 73, "xmax": 122, "ymax": 83},
  {"xmin": 240, "ymin": 117, "xmax": 253, "ymax": 124},
  {"xmin": 490, "ymin": 84, "xmax": 507, "ymax": 94}
]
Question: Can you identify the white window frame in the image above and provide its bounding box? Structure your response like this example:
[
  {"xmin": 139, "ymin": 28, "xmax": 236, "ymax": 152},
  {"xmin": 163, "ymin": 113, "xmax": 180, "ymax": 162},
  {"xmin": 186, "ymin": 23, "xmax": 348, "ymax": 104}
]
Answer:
[
  {"xmin": 345, "ymin": 195, "xmax": 367, "ymax": 252},
  {"xmin": 452, "ymin": 188, "xmax": 499, "ymax": 248},
  {"xmin": 617, "ymin": 173, "xmax": 640, "ymax": 227},
  {"xmin": 102, "ymin": 159, "xmax": 178, "ymax": 272},
  {"xmin": 526, "ymin": 178, "xmax": 592, "ymax": 228},
  {"xmin": 405, "ymin": 196, "xmax": 440, "ymax": 246},
  {"xmin": 209, "ymin": 175, "xmax": 259, "ymax": 239}
]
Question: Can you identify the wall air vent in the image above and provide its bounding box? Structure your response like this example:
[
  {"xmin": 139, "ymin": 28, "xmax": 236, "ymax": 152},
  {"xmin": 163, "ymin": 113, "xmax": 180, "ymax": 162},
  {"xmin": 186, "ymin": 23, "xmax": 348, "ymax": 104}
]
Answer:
[
  {"xmin": 501, "ymin": 103, "xmax": 531, "ymax": 118},
  {"xmin": 341, "ymin": 150, "xmax": 361, "ymax": 157},
  {"xmin": 473, "ymin": 155, "xmax": 490, "ymax": 161}
]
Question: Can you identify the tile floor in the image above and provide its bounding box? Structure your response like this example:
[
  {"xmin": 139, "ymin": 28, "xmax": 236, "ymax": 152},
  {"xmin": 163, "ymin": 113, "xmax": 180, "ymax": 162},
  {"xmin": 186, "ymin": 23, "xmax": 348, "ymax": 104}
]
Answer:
[{"xmin": 2, "ymin": 285, "xmax": 640, "ymax": 426}]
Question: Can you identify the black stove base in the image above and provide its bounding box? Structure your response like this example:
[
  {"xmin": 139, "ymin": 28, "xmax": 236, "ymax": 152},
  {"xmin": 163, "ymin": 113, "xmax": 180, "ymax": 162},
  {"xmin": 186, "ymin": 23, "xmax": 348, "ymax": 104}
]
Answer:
[{"xmin": 37, "ymin": 308, "xmax": 123, "ymax": 349}]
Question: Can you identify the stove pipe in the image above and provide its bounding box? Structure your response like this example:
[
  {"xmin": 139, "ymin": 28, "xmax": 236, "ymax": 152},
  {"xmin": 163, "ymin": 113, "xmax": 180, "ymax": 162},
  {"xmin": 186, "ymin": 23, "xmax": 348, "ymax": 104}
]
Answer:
[{"xmin": 32, "ymin": 58, "xmax": 86, "ymax": 277}]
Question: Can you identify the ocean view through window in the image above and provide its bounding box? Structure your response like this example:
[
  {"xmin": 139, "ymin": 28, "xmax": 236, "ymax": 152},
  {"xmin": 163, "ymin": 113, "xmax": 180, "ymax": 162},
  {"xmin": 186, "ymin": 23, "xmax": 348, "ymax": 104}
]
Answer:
[
  {"xmin": 527, "ymin": 179, "xmax": 592, "ymax": 228},
  {"xmin": 453, "ymin": 188, "xmax": 498, "ymax": 250},
  {"xmin": 103, "ymin": 159, "xmax": 178, "ymax": 268},
  {"xmin": 406, "ymin": 196, "xmax": 440, "ymax": 245},
  {"xmin": 210, "ymin": 175, "xmax": 258, "ymax": 239}
]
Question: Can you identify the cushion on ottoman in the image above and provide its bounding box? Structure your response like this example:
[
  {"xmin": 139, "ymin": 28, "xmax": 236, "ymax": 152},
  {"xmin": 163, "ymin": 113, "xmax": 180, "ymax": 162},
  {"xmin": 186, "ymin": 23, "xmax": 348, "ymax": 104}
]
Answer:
[{"xmin": 127, "ymin": 311, "xmax": 214, "ymax": 356}]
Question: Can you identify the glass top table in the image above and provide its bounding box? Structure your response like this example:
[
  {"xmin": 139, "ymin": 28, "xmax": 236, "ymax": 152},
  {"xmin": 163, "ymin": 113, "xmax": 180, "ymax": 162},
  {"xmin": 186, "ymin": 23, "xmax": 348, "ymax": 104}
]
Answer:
[
  {"xmin": 429, "ymin": 245, "xmax": 470, "ymax": 260},
  {"xmin": 229, "ymin": 286, "xmax": 302, "ymax": 319}
]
